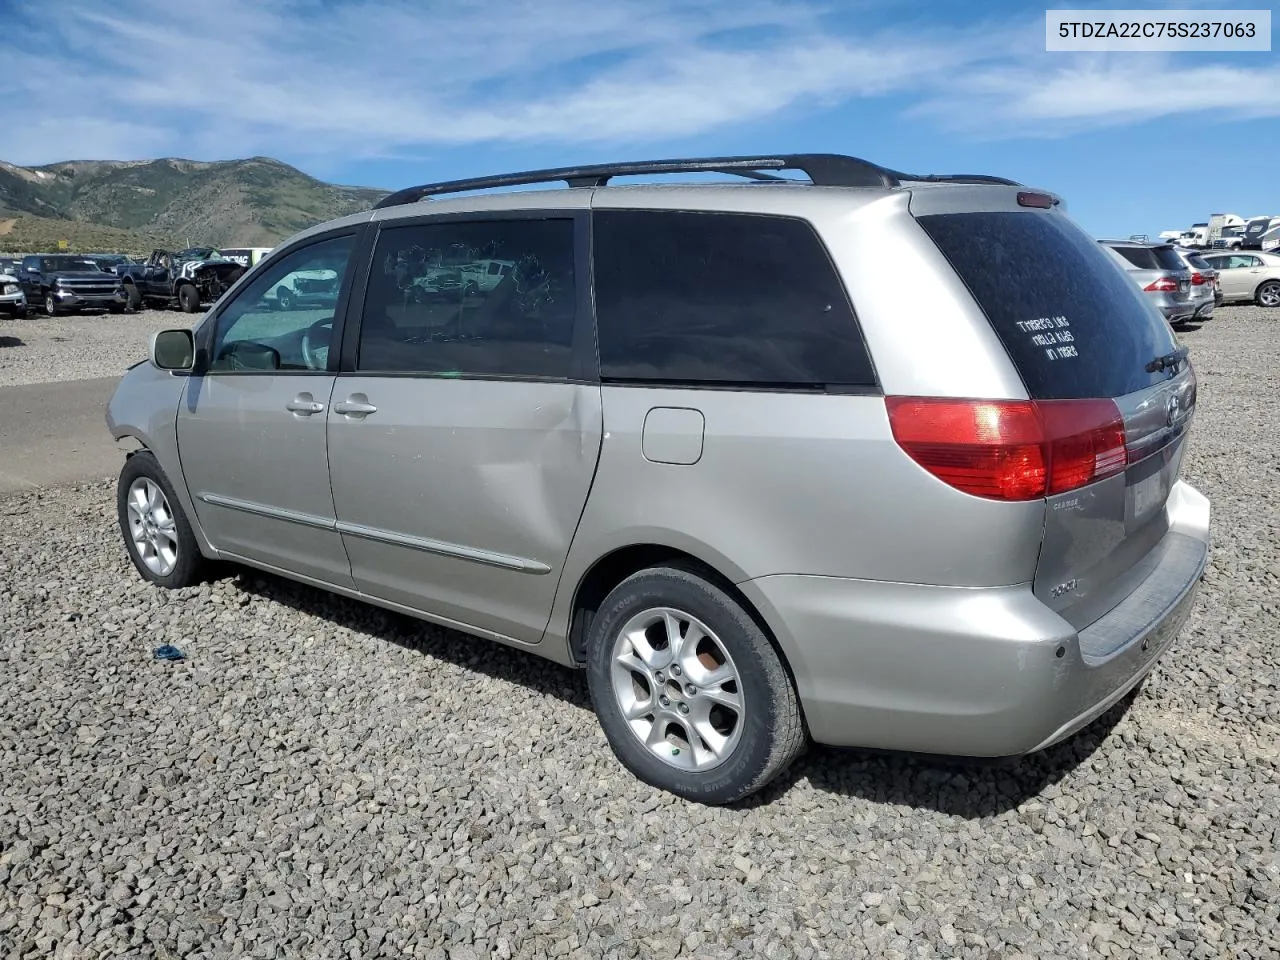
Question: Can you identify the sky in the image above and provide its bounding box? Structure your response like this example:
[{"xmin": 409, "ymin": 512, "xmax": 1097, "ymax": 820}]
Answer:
[{"xmin": 0, "ymin": 0, "xmax": 1276, "ymax": 238}]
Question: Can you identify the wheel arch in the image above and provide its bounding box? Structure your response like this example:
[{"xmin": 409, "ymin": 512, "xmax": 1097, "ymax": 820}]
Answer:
[
  {"xmin": 1255, "ymin": 277, "xmax": 1280, "ymax": 304},
  {"xmin": 563, "ymin": 543, "xmax": 800, "ymax": 698}
]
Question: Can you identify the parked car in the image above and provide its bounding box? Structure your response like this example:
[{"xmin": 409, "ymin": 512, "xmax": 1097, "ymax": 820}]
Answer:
[
  {"xmin": 1200, "ymin": 251, "xmax": 1280, "ymax": 307},
  {"xmin": 1170, "ymin": 247, "xmax": 1219, "ymax": 316},
  {"xmin": 118, "ymin": 248, "xmax": 246, "ymax": 313},
  {"xmin": 269, "ymin": 267, "xmax": 342, "ymax": 309},
  {"xmin": 107, "ymin": 153, "xmax": 1210, "ymax": 804},
  {"xmin": 19, "ymin": 254, "xmax": 129, "ymax": 315},
  {"xmin": 0, "ymin": 262, "xmax": 27, "ymax": 318},
  {"xmin": 1098, "ymin": 240, "xmax": 1198, "ymax": 324}
]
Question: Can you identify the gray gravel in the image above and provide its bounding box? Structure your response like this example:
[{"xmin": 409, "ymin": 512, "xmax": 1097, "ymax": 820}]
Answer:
[
  {"xmin": 1, "ymin": 306, "xmax": 1278, "ymax": 959},
  {"xmin": 0, "ymin": 310, "xmax": 183, "ymax": 388}
]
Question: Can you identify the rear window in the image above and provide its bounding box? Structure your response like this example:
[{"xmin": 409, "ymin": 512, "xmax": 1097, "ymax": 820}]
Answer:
[
  {"xmin": 1184, "ymin": 252, "xmax": 1211, "ymax": 271},
  {"xmin": 1151, "ymin": 246, "xmax": 1190, "ymax": 272},
  {"xmin": 593, "ymin": 211, "xmax": 875, "ymax": 388},
  {"xmin": 916, "ymin": 212, "xmax": 1178, "ymax": 400},
  {"xmin": 1111, "ymin": 246, "xmax": 1162, "ymax": 270}
]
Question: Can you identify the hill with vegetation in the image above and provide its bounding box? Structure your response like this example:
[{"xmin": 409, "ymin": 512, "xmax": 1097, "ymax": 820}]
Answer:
[{"xmin": 0, "ymin": 156, "xmax": 388, "ymax": 253}]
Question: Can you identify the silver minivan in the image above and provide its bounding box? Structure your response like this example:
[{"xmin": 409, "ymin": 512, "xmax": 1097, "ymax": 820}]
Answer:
[{"xmin": 107, "ymin": 154, "xmax": 1211, "ymax": 804}]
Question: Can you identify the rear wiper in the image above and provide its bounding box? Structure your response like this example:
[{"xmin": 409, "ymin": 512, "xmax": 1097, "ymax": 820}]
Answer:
[{"xmin": 1145, "ymin": 346, "xmax": 1189, "ymax": 373}]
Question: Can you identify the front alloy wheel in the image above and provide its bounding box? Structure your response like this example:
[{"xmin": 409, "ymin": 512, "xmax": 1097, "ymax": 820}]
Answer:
[
  {"xmin": 125, "ymin": 477, "xmax": 179, "ymax": 577},
  {"xmin": 116, "ymin": 451, "xmax": 205, "ymax": 588}
]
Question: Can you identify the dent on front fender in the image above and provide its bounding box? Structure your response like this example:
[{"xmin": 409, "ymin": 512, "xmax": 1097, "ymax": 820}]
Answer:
[{"xmin": 105, "ymin": 363, "xmax": 216, "ymax": 556}]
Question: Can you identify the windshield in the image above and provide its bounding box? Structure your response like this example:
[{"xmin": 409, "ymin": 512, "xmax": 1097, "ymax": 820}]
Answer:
[
  {"xmin": 41, "ymin": 256, "xmax": 101, "ymax": 272},
  {"xmin": 175, "ymin": 247, "xmax": 219, "ymax": 262}
]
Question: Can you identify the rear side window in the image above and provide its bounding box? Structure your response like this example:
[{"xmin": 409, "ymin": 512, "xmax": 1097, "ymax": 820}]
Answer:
[
  {"xmin": 358, "ymin": 218, "xmax": 576, "ymax": 379},
  {"xmin": 917, "ymin": 212, "xmax": 1178, "ymax": 400},
  {"xmin": 593, "ymin": 211, "xmax": 875, "ymax": 388}
]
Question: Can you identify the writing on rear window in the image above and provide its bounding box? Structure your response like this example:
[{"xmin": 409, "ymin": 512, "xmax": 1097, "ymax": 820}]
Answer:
[
  {"xmin": 916, "ymin": 211, "xmax": 1177, "ymax": 400},
  {"xmin": 1018, "ymin": 315, "xmax": 1078, "ymax": 360}
]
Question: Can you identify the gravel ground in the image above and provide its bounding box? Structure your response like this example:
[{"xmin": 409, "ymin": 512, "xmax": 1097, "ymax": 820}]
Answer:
[
  {"xmin": 1, "ymin": 307, "xmax": 1278, "ymax": 959},
  {"xmin": 0, "ymin": 310, "xmax": 182, "ymax": 388}
]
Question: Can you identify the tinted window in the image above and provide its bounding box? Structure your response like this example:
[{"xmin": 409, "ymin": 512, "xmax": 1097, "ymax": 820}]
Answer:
[
  {"xmin": 358, "ymin": 219, "xmax": 576, "ymax": 379},
  {"xmin": 593, "ymin": 211, "xmax": 874, "ymax": 387},
  {"xmin": 918, "ymin": 212, "xmax": 1178, "ymax": 400},
  {"xmin": 1153, "ymin": 246, "xmax": 1190, "ymax": 272},
  {"xmin": 1111, "ymin": 246, "xmax": 1161, "ymax": 270},
  {"xmin": 1184, "ymin": 252, "xmax": 1211, "ymax": 271},
  {"xmin": 210, "ymin": 234, "xmax": 354, "ymax": 373}
]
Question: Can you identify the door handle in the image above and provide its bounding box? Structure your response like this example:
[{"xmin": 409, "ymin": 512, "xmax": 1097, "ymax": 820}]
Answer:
[
  {"xmin": 333, "ymin": 396, "xmax": 377, "ymax": 418},
  {"xmin": 286, "ymin": 393, "xmax": 325, "ymax": 415}
]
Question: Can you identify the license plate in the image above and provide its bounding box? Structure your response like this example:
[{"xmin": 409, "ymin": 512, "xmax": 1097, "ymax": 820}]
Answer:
[{"xmin": 1132, "ymin": 469, "xmax": 1169, "ymax": 522}]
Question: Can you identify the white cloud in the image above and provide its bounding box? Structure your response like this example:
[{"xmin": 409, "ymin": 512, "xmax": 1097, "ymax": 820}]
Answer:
[
  {"xmin": 911, "ymin": 57, "xmax": 1280, "ymax": 135},
  {"xmin": 0, "ymin": 0, "xmax": 1013, "ymax": 164},
  {"xmin": 0, "ymin": 0, "xmax": 1276, "ymax": 166}
]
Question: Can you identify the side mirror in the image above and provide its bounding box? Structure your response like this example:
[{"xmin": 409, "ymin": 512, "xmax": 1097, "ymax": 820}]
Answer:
[{"xmin": 150, "ymin": 328, "xmax": 195, "ymax": 371}]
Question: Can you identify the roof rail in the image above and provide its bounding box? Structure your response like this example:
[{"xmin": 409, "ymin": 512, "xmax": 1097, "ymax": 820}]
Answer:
[
  {"xmin": 372, "ymin": 154, "xmax": 1021, "ymax": 209},
  {"xmin": 889, "ymin": 172, "xmax": 1022, "ymax": 186}
]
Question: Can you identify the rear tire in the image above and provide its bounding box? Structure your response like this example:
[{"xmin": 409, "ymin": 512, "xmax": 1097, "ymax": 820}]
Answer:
[
  {"xmin": 585, "ymin": 566, "xmax": 806, "ymax": 805},
  {"xmin": 1256, "ymin": 280, "xmax": 1280, "ymax": 308},
  {"xmin": 124, "ymin": 284, "xmax": 142, "ymax": 312},
  {"xmin": 276, "ymin": 287, "xmax": 295, "ymax": 310},
  {"xmin": 177, "ymin": 284, "xmax": 200, "ymax": 313},
  {"xmin": 117, "ymin": 451, "xmax": 205, "ymax": 589}
]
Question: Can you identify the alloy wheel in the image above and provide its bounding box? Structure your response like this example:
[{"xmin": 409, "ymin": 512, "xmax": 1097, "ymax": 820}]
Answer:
[
  {"xmin": 125, "ymin": 477, "xmax": 179, "ymax": 577},
  {"xmin": 610, "ymin": 607, "xmax": 745, "ymax": 771}
]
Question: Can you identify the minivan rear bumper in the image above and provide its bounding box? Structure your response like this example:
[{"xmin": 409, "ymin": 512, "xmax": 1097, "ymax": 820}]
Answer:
[{"xmin": 739, "ymin": 481, "xmax": 1210, "ymax": 757}]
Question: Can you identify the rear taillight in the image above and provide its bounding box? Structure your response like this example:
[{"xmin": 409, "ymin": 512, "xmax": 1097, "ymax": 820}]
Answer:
[
  {"xmin": 886, "ymin": 397, "xmax": 1128, "ymax": 502},
  {"xmin": 1190, "ymin": 272, "xmax": 1206, "ymax": 286},
  {"xmin": 1144, "ymin": 276, "xmax": 1179, "ymax": 292}
]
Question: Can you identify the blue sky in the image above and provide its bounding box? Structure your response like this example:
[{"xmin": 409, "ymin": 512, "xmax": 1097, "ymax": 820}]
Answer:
[{"xmin": 0, "ymin": 0, "xmax": 1276, "ymax": 238}]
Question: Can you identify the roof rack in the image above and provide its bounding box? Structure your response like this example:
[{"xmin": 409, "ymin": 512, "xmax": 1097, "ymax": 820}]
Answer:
[{"xmin": 373, "ymin": 153, "xmax": 1022, "ymax": 209}]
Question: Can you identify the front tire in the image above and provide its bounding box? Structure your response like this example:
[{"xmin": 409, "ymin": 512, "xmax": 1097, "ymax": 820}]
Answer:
[
  {"xmin": 117, "ymin": 451, "xmax": 205, "ymax": 589},
  {"xmin": 44, "ymin": 293, "xmax": 60, "ymax": 316},
  {"xmin": 1257, "ymin": 280, "xmax": 1280, "ymax": 308},
  {"xmin": 585, "ymin": 566, "xmax": 805, "ymax": 805},
  {"xmin": 177, "ymin": 284, "xmax": 200, "ymax": 313}
]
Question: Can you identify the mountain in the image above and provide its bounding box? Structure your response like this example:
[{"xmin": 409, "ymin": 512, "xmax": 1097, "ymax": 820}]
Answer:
[{"xmin": 0, "ymin": 156, "xmax": 389, "ymax": 252}]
